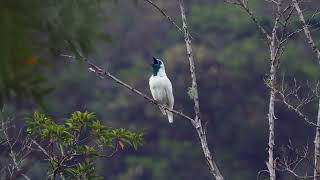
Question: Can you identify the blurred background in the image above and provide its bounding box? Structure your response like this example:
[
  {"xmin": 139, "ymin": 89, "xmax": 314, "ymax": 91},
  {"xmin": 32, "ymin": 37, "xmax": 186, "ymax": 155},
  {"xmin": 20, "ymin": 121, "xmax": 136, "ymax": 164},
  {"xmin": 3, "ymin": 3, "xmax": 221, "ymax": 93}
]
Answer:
[{"xmin": 1, "ymin": 0, "xmax": 320, "ymax": 179}]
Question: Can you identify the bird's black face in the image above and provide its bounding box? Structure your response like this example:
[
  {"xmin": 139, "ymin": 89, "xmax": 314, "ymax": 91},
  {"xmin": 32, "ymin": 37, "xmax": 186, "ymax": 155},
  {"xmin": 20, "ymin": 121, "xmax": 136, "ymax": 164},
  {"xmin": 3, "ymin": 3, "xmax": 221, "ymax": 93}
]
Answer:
[
  {"xmin": 152, "ymin": 57, "xmax": 162, "ymax": 66},
  {"xmin": 151, "ymin": 57, "xmax": 162, "ymax": 76}
]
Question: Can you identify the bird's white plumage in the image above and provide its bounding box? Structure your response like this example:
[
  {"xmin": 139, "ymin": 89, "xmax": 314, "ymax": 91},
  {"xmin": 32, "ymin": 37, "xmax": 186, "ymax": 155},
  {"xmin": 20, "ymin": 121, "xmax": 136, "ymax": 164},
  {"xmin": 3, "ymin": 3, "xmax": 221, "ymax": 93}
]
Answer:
[{"xmin": 149, "ymin": 59, "xmax": 174, "ymax": 123}]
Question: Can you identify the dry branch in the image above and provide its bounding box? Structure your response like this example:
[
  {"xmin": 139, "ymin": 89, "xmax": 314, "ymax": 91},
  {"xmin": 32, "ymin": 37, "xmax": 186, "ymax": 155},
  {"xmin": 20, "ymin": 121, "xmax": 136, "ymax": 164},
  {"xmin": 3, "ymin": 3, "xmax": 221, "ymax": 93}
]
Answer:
[
  {"xmin": 177, "ymin": 0, "xmax": 224, "ymax": 179},
  {"xmin": 277, "ymin": 143, "xmax": 319, "ymax": 179},
  {"xmin": 267, "ymin": 78, "xmax": 319, "ymax": 127},
  {"xmin": 1, "ymin": 117, "xmax": 32, "ymax": 180},
  {"xmin": 226, "ymin": 0, "xmax": 271, "ymax": 41},
  {"xmin": 61, "ymin": 54, "xmax": 196, "ymax": 124},
  {"xmin": 292, "ymin": 0, "xmax": 320, "ymax": 179},
  {"xmin": 265, "ymin": 2, "xmax": 283, "ymax": 179},
  {"xmin": 227, "ymin": 0, "xmax": 298, "ymax": 179},
  {"xmin": 292, "ymin": 0, "xmax": 320, "ymax": 61},
  {"xmin": 143, "ymin": 0, "xmax": 193, "ymax": 39}
]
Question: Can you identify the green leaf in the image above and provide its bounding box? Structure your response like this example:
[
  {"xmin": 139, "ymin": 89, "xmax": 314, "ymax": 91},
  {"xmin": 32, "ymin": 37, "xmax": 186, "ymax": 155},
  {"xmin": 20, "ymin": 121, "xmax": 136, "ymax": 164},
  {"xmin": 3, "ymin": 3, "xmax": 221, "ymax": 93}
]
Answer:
[{"xmin": 59, "ymin": 144, "xmax": 65, "ymax": 156}]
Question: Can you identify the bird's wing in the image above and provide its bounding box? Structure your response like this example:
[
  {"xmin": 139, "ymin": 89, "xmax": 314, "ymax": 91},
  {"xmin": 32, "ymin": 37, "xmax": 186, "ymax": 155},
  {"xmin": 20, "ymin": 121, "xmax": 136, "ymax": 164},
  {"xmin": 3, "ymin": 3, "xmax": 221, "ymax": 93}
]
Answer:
[
  {"xmin": 164, "ymin": 78, "xmax": 174, "ymax": 123},
  {"xmin": 164, "ymin": 78, "xmax": 174, "ymax": 108},
  {"xmin": 149, "ymin": 77, "xmax": 157, "ymax": 100}
]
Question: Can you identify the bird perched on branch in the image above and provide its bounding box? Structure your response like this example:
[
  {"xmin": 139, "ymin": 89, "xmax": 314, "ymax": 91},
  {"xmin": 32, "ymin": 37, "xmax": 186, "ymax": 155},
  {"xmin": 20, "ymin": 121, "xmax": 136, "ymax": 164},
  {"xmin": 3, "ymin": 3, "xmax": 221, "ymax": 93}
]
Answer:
[{"xmin": 149, "ymin": 57, "xmax": 174, "ymax": 123}]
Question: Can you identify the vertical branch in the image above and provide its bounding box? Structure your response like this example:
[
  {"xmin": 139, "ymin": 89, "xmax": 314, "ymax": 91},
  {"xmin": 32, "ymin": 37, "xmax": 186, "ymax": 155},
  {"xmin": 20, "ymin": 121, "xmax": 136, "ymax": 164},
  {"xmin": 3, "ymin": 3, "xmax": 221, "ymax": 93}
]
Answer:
[
  {"xmin": 229, "ymin": 0, "xmax": 295, "ymax": 179},
  {"xmin": 267, "ymin": 44, "xmax": 277, "ymax": 179},
  {"xmin": 178, "ymin": 0, "xmax": 200, "ymax": 122},
  {"xmin": 316, "ymin": 99, "xmax": 320, "ymax": 180},
  {"xmin": 227, "ymin": 1, "xmax": 292, "ymax": 177},
  {"xmin": 267, "ymin": 58, "xmax": 277, "ymax": 180},
  {"xmin": 177, "ymin": 0, "xmax": 224, "ymax": 179},
  {"xmin": 292, "ymin": 0, "xmax": 320, "ymax": 61},
  {"xmin": 292, "ymin": 1, "xmax": 320, "ymax": 179},
  {"xmin": 267, "ymin": 1, "xmax": 282, "ymax": 179}
]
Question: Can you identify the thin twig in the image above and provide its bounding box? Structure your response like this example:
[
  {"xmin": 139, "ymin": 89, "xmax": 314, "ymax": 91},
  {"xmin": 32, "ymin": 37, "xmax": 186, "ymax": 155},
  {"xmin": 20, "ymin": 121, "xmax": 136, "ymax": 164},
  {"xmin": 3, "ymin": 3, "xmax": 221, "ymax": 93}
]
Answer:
[
  {"xmin": 31, "ymin": 140, "xmax": 50, "ymax": 158},
  {"xmin": 227, "ymin": 0, "xmax": 272, "ymax": 41},
  {"xmin": 1, "ymin": 117, "xmax": 32, "ymax": 180},
  {"xmin": 267, "ymin": 78, "xmax": 319, "ymax": 127},
  {"xmin": 257, "ymin": 169, "xmax": 269, "ymax": 180},
  {"xmin": 143, "ymin": 0, "xmax": 193, "ymax": 39}
]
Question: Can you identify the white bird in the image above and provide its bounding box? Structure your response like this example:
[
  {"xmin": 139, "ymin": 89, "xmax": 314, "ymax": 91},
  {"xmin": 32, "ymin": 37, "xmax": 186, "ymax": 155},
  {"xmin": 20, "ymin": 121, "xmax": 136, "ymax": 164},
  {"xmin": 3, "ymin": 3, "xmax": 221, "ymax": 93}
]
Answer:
[{"xmin": 149, "ymin": 57, "xmax": 174, "ymax": 123}]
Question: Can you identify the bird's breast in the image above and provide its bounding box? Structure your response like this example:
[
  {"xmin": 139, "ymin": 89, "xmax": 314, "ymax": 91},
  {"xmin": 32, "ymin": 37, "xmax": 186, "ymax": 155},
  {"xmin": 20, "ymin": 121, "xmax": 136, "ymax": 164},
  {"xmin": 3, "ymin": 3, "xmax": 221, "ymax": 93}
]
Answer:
[
  {"xmin": 149, "ymin": 76, "xmax": 170, "ymax": 103},
  {"xmin": 149, "ymin": 76, "xmax": 169, "ymax": 89}
]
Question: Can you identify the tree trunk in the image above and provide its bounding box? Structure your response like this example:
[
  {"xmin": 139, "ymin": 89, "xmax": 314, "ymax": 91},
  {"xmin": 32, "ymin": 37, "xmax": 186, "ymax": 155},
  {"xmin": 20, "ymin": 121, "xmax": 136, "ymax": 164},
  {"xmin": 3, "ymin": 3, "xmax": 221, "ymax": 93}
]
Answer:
[
  {"xmin": 292, "ymin": 1, "xmax": 320, "ymax": 179},
  {"xmin": 177, "ymin": 0, "xmax": 224, "ymax": 179},
  {"xmin": 265, "ymin": 2, "xmax": 281, "ymax": 177},
  {"xmin": 315, "ymin": 99, "xmax": 320, "ymax": 180},
  {"xmin": 267, "ymin": 59, "xmax": 277, "ymax": 180}
]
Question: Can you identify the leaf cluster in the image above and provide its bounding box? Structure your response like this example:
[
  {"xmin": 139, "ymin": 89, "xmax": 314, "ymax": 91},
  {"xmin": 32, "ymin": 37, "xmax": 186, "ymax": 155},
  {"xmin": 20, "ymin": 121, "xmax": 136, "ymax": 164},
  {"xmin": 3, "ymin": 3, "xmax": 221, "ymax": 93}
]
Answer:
[{"xmin": 26, "ymin": 111, "xmax": 143, "ymax": 179}]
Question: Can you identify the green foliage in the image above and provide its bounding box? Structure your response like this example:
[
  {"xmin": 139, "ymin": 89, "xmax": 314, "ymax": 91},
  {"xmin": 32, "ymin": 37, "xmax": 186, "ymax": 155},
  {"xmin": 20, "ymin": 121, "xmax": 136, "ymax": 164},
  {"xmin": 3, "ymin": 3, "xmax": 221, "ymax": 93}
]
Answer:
[
  {"xmin": 26, "ymin": 111, "xmax": 143, "ymax": 179},
  {"xmin": 217, "ymin": 37, "xmax": 268, "ymax": 77},
  {"xmin": 64, "ymin": 162, "xmax": 103, "ymax": 180},
  {"xmin": 191, "ymin": 4, "xmax": 254, "ymax": 38},
  {"xmin": 0, "ymin": 0, "xmax": 112, "ymax": 107},
  {"xmin": 0, "ymin": 5, "xmax": 51, "ymax": 106}
]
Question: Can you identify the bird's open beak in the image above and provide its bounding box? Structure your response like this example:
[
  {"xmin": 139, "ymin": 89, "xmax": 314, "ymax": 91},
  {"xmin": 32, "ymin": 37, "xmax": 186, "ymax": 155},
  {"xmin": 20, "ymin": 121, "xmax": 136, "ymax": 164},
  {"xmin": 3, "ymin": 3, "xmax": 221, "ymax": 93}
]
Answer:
[{"xmin": 152, "ymin": 57, "xmax": 158, "ymax": 64}]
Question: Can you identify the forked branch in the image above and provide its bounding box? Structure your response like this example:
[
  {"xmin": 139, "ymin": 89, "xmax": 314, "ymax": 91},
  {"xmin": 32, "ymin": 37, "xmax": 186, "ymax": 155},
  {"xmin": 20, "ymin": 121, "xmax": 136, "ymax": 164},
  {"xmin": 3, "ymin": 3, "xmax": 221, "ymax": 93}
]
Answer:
[{"xmin": 292, "ymin": 1, "xmax": 320, "ymax": 179}]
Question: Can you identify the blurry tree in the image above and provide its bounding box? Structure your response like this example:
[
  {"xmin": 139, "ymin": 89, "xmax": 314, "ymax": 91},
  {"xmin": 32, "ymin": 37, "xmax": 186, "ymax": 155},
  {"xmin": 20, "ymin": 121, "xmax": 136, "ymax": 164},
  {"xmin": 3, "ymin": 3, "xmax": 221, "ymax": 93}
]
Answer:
[
  {"xmin": 0, "ymin": 0, "xmax": 111, "ymax": 107},
  {"xmin": 227, "ymin": 0, "xmax": 320, "ymax": 179}
]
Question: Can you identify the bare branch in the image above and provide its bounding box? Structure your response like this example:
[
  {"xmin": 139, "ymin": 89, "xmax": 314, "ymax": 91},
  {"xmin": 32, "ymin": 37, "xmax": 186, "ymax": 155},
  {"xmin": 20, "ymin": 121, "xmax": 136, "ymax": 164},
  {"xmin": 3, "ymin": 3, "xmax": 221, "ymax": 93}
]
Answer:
[
  {"xmin": 257, "ymin": 170, "xmax": 269, "ymax": 180},
  {"xmin": 226, "ymin": 0, "xmax": 272, "ymax": 41},
  {"xmin": 277, "ymin": 143, "xmax": 319, "ymax": 179},
  {"xmin": 292, "ymin": 0, "xmax": 320, "ymax": 61},
  {"xmin": 265, "ymin": 1, "xmax": 284, "ymax": 179},
  {"xmin": 284, "ymin": 168, "xmax": 316, "ymax": 179},
  {"xmin": 316, "ymin": 99, "xmax": 320, "ymax": 179},
  {"xmin": 279, "ymin": 5, "xmax": 294, "ymax": 41},
  {"xmin": 177, "ymin": 0, "xmax": 224, "ymax": 179},
  {"xmin": 31, "ymin": 139, "xmax": 50, "ymax": 158},
  {"xmin": 1, "ymin": 117, "xmax": 32, "ymax": 180},
  {"xmin": 280, "ymin": 95, "xmax": 317, "ymax": 126},
  {"xmin": 266, "ymin": 77, "xmax": 319, "ymax": 127},
  {"xmin": 143, "ymin": 0, "xmax": 193, "ymax": 39},
  {"xmin": 61, "ymin": 54, "xmax": 196, "ymax": 124},
  {"xmin": 291, "ymin": 1, "xmax": 320, "ymax": 179}
]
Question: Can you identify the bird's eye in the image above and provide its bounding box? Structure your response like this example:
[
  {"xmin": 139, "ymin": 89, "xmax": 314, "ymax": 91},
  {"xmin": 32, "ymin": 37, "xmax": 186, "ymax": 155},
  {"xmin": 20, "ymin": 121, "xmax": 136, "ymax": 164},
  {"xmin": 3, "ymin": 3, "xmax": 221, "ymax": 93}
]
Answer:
[{"xmin": 159, "ymin": 61, "xmax": 162, "ymax": 64}]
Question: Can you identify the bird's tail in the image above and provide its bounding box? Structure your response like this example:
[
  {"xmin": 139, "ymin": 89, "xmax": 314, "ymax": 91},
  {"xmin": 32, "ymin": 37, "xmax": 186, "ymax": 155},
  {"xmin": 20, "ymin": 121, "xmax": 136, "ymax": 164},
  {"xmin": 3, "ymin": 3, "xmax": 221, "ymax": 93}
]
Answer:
[{"xmin": 167, "ymin": 110, "xmax": 173, "ymax": 123}]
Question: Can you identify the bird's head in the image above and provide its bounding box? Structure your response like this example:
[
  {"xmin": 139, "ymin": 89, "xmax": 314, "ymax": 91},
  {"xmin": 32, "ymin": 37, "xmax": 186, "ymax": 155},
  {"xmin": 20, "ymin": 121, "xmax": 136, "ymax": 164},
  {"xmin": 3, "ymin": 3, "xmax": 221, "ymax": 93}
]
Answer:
[{"xmin": 151, "ymin": 57, "xmax": 165, "ymax": 76}]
